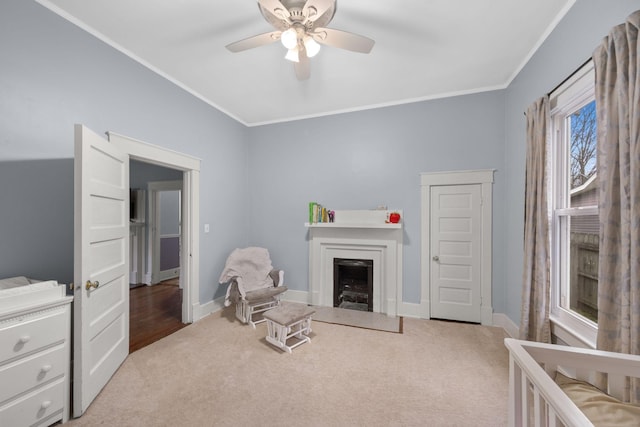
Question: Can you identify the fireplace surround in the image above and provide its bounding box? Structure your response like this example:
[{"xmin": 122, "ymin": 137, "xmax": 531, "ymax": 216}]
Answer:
[{"xmin": 307, "ymin": 210, "xmax": 403, "ymax": 316}]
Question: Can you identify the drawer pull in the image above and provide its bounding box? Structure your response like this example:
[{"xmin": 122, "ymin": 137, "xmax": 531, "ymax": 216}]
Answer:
[
  {"xmin": 18, "ymin": 335, "xmax": 31, "ymax": 344},
  {"xmin": 41, "ymin": 364, "xmax": 53, "ymax": 373},
  {"xmin": 41, "ymin": 400, "xmax": 52, "ymax": 409}
]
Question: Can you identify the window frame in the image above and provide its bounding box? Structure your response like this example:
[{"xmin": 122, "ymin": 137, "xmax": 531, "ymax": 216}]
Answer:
[{"xmin": 548, "ymin": 60, "xmax": 598, "ymax": 348}]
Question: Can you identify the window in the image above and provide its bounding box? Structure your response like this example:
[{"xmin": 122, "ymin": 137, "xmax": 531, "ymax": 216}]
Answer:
[{"xmin": 549, "ymin": 61, "xmax": 598, "ymax": 346}]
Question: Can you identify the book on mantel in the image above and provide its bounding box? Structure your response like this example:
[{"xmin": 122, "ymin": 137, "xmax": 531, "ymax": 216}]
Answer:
[{"xmin": 308, "ymin": 202, "xmax": 329, "ymax": 223}]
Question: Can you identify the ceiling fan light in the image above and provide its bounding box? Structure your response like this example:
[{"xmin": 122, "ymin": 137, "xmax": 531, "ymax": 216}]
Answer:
[
  {"xmin": 304, "ymin": 36, "xmax": 321, "ymax": 58},
  {"xmin": 285, "ymin": 48, "xmax": 299, "ymax": 63},
  {"xmin": 281, "ymin": 28, "xmax": 298, "ymax": 49}
]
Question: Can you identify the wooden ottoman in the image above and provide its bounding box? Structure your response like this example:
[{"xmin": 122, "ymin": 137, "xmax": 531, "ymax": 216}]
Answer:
[{"xmin": 262, "ymin": 303, "xmax": 315, "ymax": 353}]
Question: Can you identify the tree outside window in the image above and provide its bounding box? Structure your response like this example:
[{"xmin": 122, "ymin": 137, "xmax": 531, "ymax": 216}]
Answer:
[
  {"xmin": 570, "ymin": 100, "xmax": 597, "ymax": 190},
  {"xmin": 568, "ymin": 100, "xmax": 598, "ymax": 323}
]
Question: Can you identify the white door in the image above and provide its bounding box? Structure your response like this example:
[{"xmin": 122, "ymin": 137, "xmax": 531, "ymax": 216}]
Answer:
[
  {"xmin": 157, "ymin": 190, "xmax": 181, "ymax": 282},
  {"xmin": 73, "ymin": 124, "xmax": 129, "ymax": 416},
  {"xmin": 430, "ymin": 184, "xmax": 482, "ymax": 323},
  {"xmin": 149, "ymin": 182, "xmax": 183, "ymax": 284}
]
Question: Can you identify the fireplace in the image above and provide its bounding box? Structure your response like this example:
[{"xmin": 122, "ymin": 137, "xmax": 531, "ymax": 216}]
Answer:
[
  {"xmin": 307, "ymin": 209, "xmax": 403, "ymax": 316},
  {"xmin": 333, "ymin": 258, "xmax": 373, "ymax": 311}
]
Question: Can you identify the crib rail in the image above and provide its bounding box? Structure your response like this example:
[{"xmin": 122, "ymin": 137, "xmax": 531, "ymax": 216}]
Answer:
[{"xmin": 505, "ymin": 338, "xmax": 640, "ymax": 427}]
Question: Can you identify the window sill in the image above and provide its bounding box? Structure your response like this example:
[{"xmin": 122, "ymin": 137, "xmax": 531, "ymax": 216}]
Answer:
[{"xmin": 550, "ymin": 314, "xmax": 596, "ymax": 349}]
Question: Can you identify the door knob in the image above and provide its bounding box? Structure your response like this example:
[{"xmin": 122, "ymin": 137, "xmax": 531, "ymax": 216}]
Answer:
[
  {"xmin": 85, "ymin": 280, "xmax": 99, "ymax": 291},
  {"xmin": 432, "ymin": 255, "xmax": 439, "ymax": 261}
]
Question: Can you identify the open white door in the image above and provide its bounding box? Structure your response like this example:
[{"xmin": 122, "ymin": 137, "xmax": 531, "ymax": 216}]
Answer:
[{"xmin": 73, "ymin": 124, "xmax": 129, "ymax": 417}]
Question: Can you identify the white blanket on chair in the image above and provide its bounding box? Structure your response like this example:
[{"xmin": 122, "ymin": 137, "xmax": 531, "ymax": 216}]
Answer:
[{"xmin": 219, "ymin": 247, "xmax": 274, "ymax": 306}]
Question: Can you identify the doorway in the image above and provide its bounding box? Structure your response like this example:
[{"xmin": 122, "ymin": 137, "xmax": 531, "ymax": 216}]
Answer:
[
  {"xmin": 108, "ymin": 131, "xmax": 200, "ymax": 324},
  {"xmin": 74, "ymin": 125, "xmax": 200, "ymax": 416},
  {"xmin": 129, "ymin": 163, "xmax": 185, "ymax": 352},
  {"xmin": 420, "ymin": 169, "xmax": 494, "ymax": 325}
]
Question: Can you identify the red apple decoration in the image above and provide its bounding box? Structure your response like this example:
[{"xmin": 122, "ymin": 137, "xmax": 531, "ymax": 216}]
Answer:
[{"xmin": 389, "ymin": 212, "xmax": 401, "ymax": 223}]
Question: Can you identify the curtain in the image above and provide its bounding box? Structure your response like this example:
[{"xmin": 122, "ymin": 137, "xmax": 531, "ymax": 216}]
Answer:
[
  {"xmin": 519, "ymin": 96, "xmax": 551, "ymax": 343},
  {"xmin": 593, "ymin": 10, "xmax": 640, "ymax": 403}
]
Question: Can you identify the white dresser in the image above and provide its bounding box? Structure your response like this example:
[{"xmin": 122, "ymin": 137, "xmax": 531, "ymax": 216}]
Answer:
[{"xmin": 0, "ymin": 280, "xmax": 73, "ymax": 426}]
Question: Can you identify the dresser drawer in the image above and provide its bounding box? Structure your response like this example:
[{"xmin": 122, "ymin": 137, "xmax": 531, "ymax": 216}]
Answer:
[
  {"xmin": 0, "ymin": 376, "xmax": 64, "ymax": 427},
  {"xmin": 0, "ymin": 308, "xmax": 67, "ymax": 363},
  {"xmin": 0, "ymin": 344, "xmax": 67, "ymax": 404}
]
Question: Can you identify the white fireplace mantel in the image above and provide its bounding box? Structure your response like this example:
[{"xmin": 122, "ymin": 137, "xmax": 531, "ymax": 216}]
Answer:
[
  {"xmin": 307, "ymin": 210, "xmax": 403, "ymax": 316},
  {"xmin": 306, "ymin": 222, "xmax": 401, "ymax": 229}
]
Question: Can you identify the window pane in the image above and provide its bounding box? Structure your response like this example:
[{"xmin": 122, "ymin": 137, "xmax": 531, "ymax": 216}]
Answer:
[
  {"xmin": 566, "ymin": 100, "xmax": 598, "ymax": 323},
  {"xmin": 569, "ymin": 214, "xmax": 599, "ymax": 323},
  {"xmin": 550, "ymin": 62, "xmax": 598, "ymax": 341},
  {"xmin": 569, "ymin": 100, "xmax": 597, "ymax": 207}
]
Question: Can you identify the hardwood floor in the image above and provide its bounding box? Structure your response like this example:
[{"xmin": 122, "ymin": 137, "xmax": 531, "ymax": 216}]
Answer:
[{"xmin": 129, "ymin": 279, "xmax": 186, "ymax": 353}]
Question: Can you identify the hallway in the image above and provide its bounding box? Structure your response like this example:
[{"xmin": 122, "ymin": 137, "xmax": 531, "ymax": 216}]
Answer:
[{"xmin": 129, "ymin": 279, "xmax": 186, "ymax": 353}]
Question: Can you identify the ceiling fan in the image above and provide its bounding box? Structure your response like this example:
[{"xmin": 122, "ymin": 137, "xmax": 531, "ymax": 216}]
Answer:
[{"xmin": 226, "ymin": 0, "xmax": 375, "ymax": 80}]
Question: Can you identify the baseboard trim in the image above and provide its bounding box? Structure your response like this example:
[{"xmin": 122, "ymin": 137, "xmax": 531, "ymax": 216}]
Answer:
[
  {"xmin": 282, "ymin": 289, "xmax": 309, "ymax": 304},
  {"xmin": 493, "ymin": 313, "xmax": 519, "ymax": 338},
  {"xmin": 193, "ymin": 297, "xmax": 225, "ymax": 321},
  {"xmin": 398, "ymin": 301, "xmax": 422, "ymax": 318},
  {"xmin": 193, "ymin": 290, "xmax": 521, "ymax": 338}
]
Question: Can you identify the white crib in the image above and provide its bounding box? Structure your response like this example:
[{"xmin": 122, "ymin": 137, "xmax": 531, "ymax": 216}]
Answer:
[{"xmin": 505, "ymin": 337, "xmax": 640, "ymax": 426}]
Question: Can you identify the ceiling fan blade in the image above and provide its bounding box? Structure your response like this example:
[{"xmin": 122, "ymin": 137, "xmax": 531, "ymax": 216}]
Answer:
[
  {"xmin": 294, "ymin": 49, "xmax": 310, "ymax": 80},
  {"xmin": 302, "ymin": 0, "xmax": 334, "ymax": 23},
  {"xmin": 257, "ymin": 0, "xmax": 291, "ymax": 21},
  {"xmin": 226, "ymin": 31, "xmax": 281, "ymax": 53},
  {"xmin": 311, "ymin": 27, "xmax": 375, "ymax": 53}
]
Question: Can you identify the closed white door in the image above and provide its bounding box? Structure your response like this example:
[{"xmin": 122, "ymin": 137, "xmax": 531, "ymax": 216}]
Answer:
[
  {"xmin": 430, "ymin": 184, "xmax": 482, "ymax": 323},
  {"xmin": 73, "ymin": 124, "xmax": 129, "ymax": 416}
]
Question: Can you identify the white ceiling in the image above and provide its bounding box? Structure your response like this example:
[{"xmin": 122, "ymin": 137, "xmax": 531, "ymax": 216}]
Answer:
[{"xmin": 37, "ymin": 0, "xmax": 574, "ymax": 126}]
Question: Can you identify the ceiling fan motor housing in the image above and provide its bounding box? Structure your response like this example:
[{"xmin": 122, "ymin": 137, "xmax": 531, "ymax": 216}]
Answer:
[{"xmin": 258, "ymin": 0, "xmax": 337, "ymax": 31}]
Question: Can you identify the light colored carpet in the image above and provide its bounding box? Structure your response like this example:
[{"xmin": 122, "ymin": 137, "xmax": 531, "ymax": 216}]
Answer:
[
  {"xmin": 67, "ymin": 308, "xmax": 509, "ymax": 427},
  {"xmin": 310, "ymin": 304, "xmax": 402, "ymax": 333}
]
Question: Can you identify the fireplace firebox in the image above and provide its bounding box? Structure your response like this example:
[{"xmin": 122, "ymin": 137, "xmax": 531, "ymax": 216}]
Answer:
[{"xmin": 333, "ymin": 258, "xmax": 373, "ymax": 312}]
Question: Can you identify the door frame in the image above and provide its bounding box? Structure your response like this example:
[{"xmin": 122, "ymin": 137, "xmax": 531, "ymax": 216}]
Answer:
[
  {"xmin": 420, "ymin": 169, "xmax": 494, "ymax": 325},
  {"xmin": 108, "ymin": 132, "xmax": 200, "ymax": 324}
]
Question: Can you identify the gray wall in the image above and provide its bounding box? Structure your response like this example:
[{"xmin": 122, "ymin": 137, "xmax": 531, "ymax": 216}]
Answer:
[
  {"xmin": 245, "ymin": 0, "xmax": 640, "ymax": 323},
  {"xmin": 502, "ymin": 0, "xmax": 640, "ymax": 325},
  {"xmin": 247, "ymin": 91, "xmax": 506, "ymax": 307},
  {"xmin": 130, "ymin": 160, "xmax": 183, "ymax": 190},
  {"xmin": 2, "ymin": 0, "xmax": 639, "ymax": 325},
  {"xmin": 0, "ymin": 0, "xmax": 249, "ymax": 302},
  {"xmin": 0, "ymin": 159, "xmax": 73, "ymax": 283}
]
